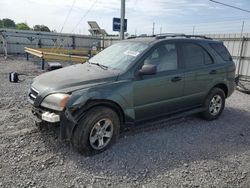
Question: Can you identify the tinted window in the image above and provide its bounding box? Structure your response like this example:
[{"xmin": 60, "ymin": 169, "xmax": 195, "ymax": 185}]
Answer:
[
  {"xmin": 210, "ymin": 43, "xmax": 232, "ymax": 61},
  {"xmin": 181, "ymin": 43, "xmax": 213, "ymax": 68},
  {"xmin": 144, "ymin": 43, "xmax": 177, "ymax": 72},
  {"xmin": 204, "ymin": 50, "xmax": 213, "ymax": 65}
]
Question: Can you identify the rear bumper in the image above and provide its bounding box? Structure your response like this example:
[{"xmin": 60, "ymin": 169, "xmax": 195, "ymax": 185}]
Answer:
[{"xmin": 227, "ymin": 79, "xmax": 236, "ymax": 98}]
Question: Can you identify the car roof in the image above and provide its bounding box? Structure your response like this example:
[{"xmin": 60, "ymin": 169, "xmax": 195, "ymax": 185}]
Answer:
[{"xmin": 123, "ymin": 34, "xmax": 221, "ymax": 45}]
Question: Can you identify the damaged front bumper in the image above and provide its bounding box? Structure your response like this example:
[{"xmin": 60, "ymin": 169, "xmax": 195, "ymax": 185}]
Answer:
[
  {"xmin": 31, "ymin": 106, "xmax": 60, "ymax": 123},
  {"xmin": 60, "ymin": 109, "xmax": 78, "ymax": 141},
  {"xmin": 31, "ymin": 106, "xmax": 78, "ymax": 141}
]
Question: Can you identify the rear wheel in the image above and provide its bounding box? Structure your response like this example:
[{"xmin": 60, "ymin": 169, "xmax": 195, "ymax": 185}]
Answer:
[
  {"xmin": 71, "ymin": 106, "xmax": 120, "ymax": 156},
  {"xmin": 201, "ymin": 88, "xmax": 225, "ymax": 120}
]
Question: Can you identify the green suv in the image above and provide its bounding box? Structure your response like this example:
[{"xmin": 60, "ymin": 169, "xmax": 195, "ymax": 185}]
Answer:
[{"xmin": 28, "ymin": 34, "xmax": 236, "ymax": 155}]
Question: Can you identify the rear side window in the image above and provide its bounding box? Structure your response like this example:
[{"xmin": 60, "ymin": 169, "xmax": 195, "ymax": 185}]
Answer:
[
  {"xmin": 210, "ymin": 43, "xmax": 232, "ymax": 61},
  {"xmin": 181, "ymin": 43, "xmax": 213, "ymax": 68}
]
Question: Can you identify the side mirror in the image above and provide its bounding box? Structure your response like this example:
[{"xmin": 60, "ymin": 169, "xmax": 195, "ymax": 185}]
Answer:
[{"xmin": 138, "ymin": 64, "xmax": 157, "ymax": 75}]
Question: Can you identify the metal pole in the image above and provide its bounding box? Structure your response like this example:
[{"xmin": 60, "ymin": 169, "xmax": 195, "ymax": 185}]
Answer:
[
  {"xmin": 240, "ymin": 21, "xmax": 245, "ymax": 38},
  {"xmin": 120, "ymin": 0, "xmax": 125, "ymax": 40},
  {"xmin": 237, "ymin": 21, "xmax": 245, "ymax": 76},
  {"xmin": 152, "ymin": 22, "xmax": 155, "ymax": 35},
  {"xmin": 72, "ymin": 36, "xmax": 76, "ymax": 49},
  {"xmin": 102, "ymin": 34, "xmax": 105, "ymax": 50},
  {"xmin": 237, "ymin": 36, "xmax": 245, "ymax": 76},
  {"xmin": 41, "ymin": 58, "xmax": 45, "ymax": 70},
  {"xmin": 2, "ymin": 35, "xmax": 8, "ymax": 59},
  {"xmin": 192, "ymin": 26, "xmax": 195, "ymax": 35},
  {"xmin": 26, "ymin": 52, "xmax": 29, "ymax": 61}
]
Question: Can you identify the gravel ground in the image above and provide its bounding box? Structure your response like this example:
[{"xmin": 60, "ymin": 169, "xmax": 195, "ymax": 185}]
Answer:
[{"xmin": 0, "ymin": 56, "xmax": 250, "ymax": 188}]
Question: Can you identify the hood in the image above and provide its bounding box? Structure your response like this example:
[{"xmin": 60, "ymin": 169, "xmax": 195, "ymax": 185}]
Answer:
[{"xmin": 32, "ymin": 63, "xmax": 119, "ymax": 93}]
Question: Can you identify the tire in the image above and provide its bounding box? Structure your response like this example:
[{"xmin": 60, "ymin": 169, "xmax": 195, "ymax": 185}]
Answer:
[
  {"xmin": 71, "ymin": 106, "xmax": 120, "ymax": 156},
  {"xmin": 201, "ymin": 88, "xmax": 225, "ymax": 121}
]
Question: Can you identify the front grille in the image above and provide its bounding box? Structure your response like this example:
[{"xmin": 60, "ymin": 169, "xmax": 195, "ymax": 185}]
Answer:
[
  {"xmin": 32, "ymin": 106, "xmax": 43, "ymax": 119},
  {"xmin": 29, "ymin": 87, "xmax": 39, "ymax": 101}
]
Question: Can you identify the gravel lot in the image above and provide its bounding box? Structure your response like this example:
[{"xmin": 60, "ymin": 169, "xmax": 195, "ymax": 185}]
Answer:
[{"xmin": 0, "ymin": 56, "xmax": 250, "ymax": 188}]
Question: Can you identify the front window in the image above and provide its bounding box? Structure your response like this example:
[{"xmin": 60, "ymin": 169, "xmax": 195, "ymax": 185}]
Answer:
[
  {"xmin": 89, "ymin": 42, "xmax": 148, "ymax": 71},
  {"xmin": 143, "ymin": 43, "xmax": 178, "ymax": 72}
]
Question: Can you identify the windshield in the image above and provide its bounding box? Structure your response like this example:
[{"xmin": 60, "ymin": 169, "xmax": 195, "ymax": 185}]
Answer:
[{"xmin": 89, "ymin": 42, "xmax": 149, "ymax": 71}]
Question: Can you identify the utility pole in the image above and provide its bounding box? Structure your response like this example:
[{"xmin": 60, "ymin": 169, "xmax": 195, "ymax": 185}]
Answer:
[
  {"xmin": 237, "ymin": 21, "xmax": 245, "ymax": 76},
  {"xmin": 160, "ymin": 27, "xmax": 162, "ymax": 35},
  {"xmin": 240, "ymin": 21, "xmax": 245, "ymax": 37},
  {"xmin": 152, "ymin": 22, "xmax": 155, "ymax": 35},
  {"xmin": 192, "ymin": 26, "xmax": 195, "ymax": 35},
  {"xmin": 120, "ymin": 0, "xmax": 125, "ymax": 40}
]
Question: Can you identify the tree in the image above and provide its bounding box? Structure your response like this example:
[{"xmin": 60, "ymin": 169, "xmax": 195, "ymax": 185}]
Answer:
[
  {"xmin": 33, "ymin": 25, "xmax": 50, "ymax": 32},
  {"xmin": 0, "ymin": 20, "xmax": 3, "ymax": 28},
  {"xmin": 2, "ymin": 18, "xmax": 16, "ymax": 28},
  {"xmin": 16, "ymin": 23, "xmax": 30, "ymax": 30}
]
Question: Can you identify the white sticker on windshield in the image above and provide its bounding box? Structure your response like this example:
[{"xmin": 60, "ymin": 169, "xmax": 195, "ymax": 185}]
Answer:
[{"xmin": 124, "ymin": 50, "xmax": 140, "ymax": 57}]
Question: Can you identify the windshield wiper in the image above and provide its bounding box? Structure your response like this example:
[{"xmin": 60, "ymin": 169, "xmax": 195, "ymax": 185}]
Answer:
[{"xmin": 88, "ymin": 61, "xmax": 108, "ymax": 70}]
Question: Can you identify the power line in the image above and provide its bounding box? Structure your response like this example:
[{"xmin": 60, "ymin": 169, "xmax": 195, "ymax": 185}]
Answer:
[
  {"xmin": 54, "ymin": 0, "xmax": 76, "ymax": 49},
  {"xmin": 60, "ymin": 0, "xmax": 77, "ymax": 33},
  {"xmin": 71, "ymin": 0, "xmax": 98, "ymax": 33},
  {"xmin": 209, "ymin": 0, "xmax": 250, "ymax": 13}
]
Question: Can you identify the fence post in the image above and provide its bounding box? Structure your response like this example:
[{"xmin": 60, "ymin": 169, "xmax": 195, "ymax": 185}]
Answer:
[
  {"xmin": 237, "ymin": 36, "xmax": 246, "ymax": 76},
  {"xmin": 72, "ymin": 36, "xmax": 76, "ymax": 49},
  {"xmin": 38, "ymin": 39, "xmax": 42, "ymax": 48},
  {"xmin": 41, "ymin": 58, "xmax": 45, "ymax": 70},
  {"xmin": 1, "ymin": 35, "xmax": 8, "ymax": 59},
  {"xmin": 26, "ymin": 52, "xmax": 29, "ymax": 61},
  {"xmin": 102, "ymin": 35, "xmax": 105, "ymax": 50}
]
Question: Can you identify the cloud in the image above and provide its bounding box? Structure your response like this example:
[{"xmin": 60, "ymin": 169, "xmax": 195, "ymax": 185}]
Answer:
[{"xmin": 0, "ymin": 0, "xmax": 250, "ymax": 35}]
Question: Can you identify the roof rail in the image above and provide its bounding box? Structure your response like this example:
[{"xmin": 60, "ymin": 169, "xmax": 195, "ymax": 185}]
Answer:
[{"xmin": 155, "ymin": 34, "xmax": 213, "ymax": 40}]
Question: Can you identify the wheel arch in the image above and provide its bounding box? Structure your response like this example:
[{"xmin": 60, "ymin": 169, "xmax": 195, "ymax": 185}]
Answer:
[
  {"xmin": 213, "ymin": 83, "xmax": 228, "ymax": 98},
  {"xmin": 82, "ymin": 99, "xmax": 125, "ymax": 124}
]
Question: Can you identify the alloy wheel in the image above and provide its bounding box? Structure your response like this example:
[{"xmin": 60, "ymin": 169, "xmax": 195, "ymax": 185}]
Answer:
[
  {"xmin": 209, "ymin": 94, "xmax": 222, "ymax": 116},
  {"xmin": 89, "ymin": 118, "xmax": 114, "ymax": 150}
]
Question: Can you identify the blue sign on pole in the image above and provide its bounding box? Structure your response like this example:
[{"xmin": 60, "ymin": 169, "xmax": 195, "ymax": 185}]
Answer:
[{"xmin": 113, "ymin": 17, "xmax": 127, "ymax": 32}]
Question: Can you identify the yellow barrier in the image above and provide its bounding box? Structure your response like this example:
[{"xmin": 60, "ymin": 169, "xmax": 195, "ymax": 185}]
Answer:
[
  {"xmin": 24, "ymin": 47, "xmax": 92, "ymax": 62},
  {"xmin": 32, "ymin": 48, "xmax": 98, "ymax": 56},
  {"xmin": 24, "ymin": 47, "xmax": 94, "ymax": 69}
]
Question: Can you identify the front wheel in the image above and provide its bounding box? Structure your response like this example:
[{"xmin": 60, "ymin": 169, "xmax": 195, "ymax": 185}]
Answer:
[
  {"xmin": 201, "ymin": 88, "xmax": 225, "ymax": 120},
  {"xmin": 71, "ymin": 106, "xmax": 120, "ymax": 156}
]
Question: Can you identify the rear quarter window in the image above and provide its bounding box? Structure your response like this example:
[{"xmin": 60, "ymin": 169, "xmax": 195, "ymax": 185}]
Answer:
[{"xmin": 209, "ymin": 43, "xmax": 232, "ymax": 61}]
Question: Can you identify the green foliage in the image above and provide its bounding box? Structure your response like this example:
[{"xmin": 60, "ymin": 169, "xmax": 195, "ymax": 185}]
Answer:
[
  {"xmin": 0, "ymin": 18, "xmax": 51, "ymax": 32},
  {"xmin": 2, "ymin": 18, "xmax": 16, "ymax": 28},
  {"xmin": 16, "ymin": 23, "xmax": 30, "ymax": 30},
  {"xmin": 33, "ymin": 25, "xmax": 50, "ymax": 32}
]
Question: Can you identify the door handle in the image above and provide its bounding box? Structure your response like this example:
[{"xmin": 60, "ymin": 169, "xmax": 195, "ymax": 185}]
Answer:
[
  {"xmin": 171, "ymin": 76, "xmax": 182, "ymax": 82},
  {"xmin": 209, "ymin": 70, "xmax": 217, "ymax": 74}
]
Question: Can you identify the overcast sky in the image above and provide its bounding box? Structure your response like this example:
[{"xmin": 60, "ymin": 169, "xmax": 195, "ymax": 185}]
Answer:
[{"xmin": 1, "ymin": 0, "xmax": 250, "ymax": 35}]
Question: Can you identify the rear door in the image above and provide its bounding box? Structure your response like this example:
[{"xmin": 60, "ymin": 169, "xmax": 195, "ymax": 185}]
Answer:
[{"xmin": 180, "ymin": 42, "xmax": 221, "ymax": 107}]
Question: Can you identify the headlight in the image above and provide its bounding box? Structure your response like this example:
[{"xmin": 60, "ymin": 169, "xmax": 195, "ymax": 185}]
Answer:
[{"xmin": 41, "ymin": 93, "xmax": 70, "ymax": 111}]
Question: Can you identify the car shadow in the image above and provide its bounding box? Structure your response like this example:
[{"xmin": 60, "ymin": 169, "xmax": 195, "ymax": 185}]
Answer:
[{"xmin": 39, "ymin": 106, "xmax": 250, "ymax": 180}]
